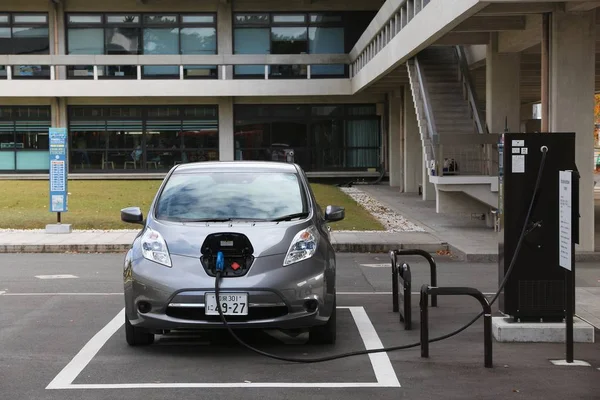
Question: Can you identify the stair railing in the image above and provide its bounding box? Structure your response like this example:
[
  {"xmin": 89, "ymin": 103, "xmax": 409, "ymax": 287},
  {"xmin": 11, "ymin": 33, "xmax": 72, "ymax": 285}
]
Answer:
[
  {"xmin": 414, "ymin": 56, "xmax": 439, "ymax": 175},
  {"xmin": 455, "ymin": 45, "xmax": 487, "ymax": 135}
]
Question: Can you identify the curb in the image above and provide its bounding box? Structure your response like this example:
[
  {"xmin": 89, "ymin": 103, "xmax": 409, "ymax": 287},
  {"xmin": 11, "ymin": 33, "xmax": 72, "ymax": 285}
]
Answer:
[
  {"xmin": 332, "ymin": 242, "xmax": 449, "ymax": 254},
  {"xmin": 0, "ymin": 244, "xmax": 131, "ymax": 253},
  {"xmin": 449, "ymin": 246, "xmax": 600, "ymax": 263},
  {"xmin": 0, "ymin": 242, "xmax": 449, "ymax": 254},
  {"xmin": 4, "ymin": 243, "xmax": 597, "ymax": 261}
]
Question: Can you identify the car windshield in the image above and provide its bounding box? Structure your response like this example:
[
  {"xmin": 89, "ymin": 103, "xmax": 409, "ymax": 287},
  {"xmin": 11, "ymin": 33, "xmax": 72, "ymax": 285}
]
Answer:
[{"xmin": 155, "ymin": 171, "xmax": 308, "ymax": 222}]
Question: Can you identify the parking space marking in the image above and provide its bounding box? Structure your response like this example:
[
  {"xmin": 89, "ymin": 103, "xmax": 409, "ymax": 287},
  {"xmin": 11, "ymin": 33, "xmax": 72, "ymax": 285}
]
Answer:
[
  {"xmin": 348, "ymin": 307, "xmax": 401, "ymax": 387},
  {"xmin": 57, "ymin": 382, "xmax": 389, "ymax": 389},
  {"xmin": 46, "ymin": 306, "xmax": 401, "ymax": 390},
  {"xmin": 339, "ymin": 292, "xmax": 496, "ymax": 296},
  {"xmin": 1, "ymin": 291, "xmax": 497, "ymax": 296},
  {"xmin": 1, "ymin": 293, "xmax": 122, "ymax": 296},
  {"xmin": 35, "ymin": 275, "xmax": 78, "ymax": 279},
  {"xmin": 359, "ymin": 264, "xmax": 390, "ymax": 268},
  {"xmin": 46, "ymin": 309, "xmax": 126, "ymax": 390}
]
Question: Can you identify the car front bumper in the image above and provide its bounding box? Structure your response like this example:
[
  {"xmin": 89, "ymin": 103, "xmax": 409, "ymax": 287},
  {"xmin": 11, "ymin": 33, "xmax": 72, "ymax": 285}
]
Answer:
[{"xmin": 124, "ymin": 252, "xmax": 335, "ymax": 332}]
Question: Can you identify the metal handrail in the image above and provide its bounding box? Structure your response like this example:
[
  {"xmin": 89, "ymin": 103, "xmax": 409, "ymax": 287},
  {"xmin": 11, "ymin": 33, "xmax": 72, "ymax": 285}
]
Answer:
[
  {"xmin": 413, "ymin": 56, "xmax": 438, "ymax": 173},
  {"xmin": 455, "ymin": 45, "xmax": 487, "ymax": 134},
  {"xmin": 413, "ymin": 57, "xmax": 438, "ymax": 141}
]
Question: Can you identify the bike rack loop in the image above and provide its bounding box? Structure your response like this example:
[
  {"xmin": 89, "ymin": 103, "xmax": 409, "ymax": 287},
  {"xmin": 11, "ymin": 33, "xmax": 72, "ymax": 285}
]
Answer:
[
  {"xmin": 390, "ymin": 249, "xmax": 438, "ymax": 308},
  {"xmin": 389, "ymin": 255, "xmax": 413, "ymax": 330},
  {"xmin": 419, "ymin": 284, "xmax": 493, "ymax": 368}
]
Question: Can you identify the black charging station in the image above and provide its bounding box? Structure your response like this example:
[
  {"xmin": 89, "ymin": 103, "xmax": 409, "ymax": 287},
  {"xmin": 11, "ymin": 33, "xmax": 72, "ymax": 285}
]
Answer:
[{"xmin": 498, "ymin": 133, "xmax": 579, "ymax": 322}]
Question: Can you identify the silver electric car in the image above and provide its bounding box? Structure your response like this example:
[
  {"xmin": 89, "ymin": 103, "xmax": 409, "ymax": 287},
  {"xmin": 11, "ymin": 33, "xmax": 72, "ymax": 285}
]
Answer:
[{"xmin": 120, "ymin": 161, "xmax": 345, "ymax": 346}]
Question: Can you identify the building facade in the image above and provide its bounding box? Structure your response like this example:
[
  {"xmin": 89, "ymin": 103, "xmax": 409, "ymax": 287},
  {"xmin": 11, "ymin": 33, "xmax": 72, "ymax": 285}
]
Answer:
[
  {"xmin": 0, "ymin": 0, "xmax": 385, "ymax": 175},
  {"xmin": 1, "ymin": 0, "xmax": 597, "ymax": 251}
]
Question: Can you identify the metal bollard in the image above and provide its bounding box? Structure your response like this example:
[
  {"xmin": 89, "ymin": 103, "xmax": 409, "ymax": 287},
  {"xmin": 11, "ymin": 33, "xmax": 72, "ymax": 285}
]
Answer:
[{"xmin": 419, "ymin": 285, "xmax": 492, "ymax": 368}]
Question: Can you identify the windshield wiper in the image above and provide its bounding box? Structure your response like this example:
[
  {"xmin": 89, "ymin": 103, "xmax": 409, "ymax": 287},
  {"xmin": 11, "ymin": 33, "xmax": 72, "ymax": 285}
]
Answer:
[
  {"xmin": 269, "ymin": 212, "xmax": 309, "ymax": 222},
  {"xmin": 183, "ymin": 218, "xmax": 234, "ymax": 223},
  {"xmin": 182, "ymin": 217, "xmax": 263, "ymax": 223}
]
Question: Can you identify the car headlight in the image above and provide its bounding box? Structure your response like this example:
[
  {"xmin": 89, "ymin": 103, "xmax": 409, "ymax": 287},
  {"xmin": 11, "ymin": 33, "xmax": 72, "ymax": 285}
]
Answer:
[
  {"xmin": 284, "ymin": 226, "xmax": 319, "ymax": 266},
  {"xmin": 141, "ymin": 228, "xmax": 172, "ymax": 267}
]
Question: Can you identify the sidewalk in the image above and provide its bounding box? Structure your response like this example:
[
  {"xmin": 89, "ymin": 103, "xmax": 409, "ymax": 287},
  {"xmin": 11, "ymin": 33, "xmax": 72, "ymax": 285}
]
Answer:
[
  {"xmin": 359, "ymin": 184, "xmax": 600, "ymax": 262},
  {"xmin": 0, "ymin": 229, "xmax": 448, "ymax": 254}
]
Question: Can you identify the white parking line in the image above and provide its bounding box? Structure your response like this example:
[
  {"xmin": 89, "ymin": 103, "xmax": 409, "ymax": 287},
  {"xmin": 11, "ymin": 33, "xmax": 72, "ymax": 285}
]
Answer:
[
  {"xmin": 339, "ymin": 291, "xmax": 497, "ymax": 296},
  {"xmin": 35, "ymin": 275, "xmax": 78, "ymax": 279},
  {"xmin": 0, "ymin": 291, "xmax": 497, "ymax": 296},
  {"xmin": 60, "ymin": 382, "xmax": 388, "ymax": 389},
  {"xmin": 46, "ymin": 306, "xmax": 401, "ymax": 390},
  {"xmin": 348, "ymin": 307, "xmax": 401, "ymax": 387},
  {"xmin": 1, "ymin": 293, "xmax": 122, "ymax": 296},
  {"xmin": 46, "ymin": 309, "xmax": 126, "ymax": 390},
  {"xmin": 359, "ymin": 264, "xmax": 390, "ymax": 268}
]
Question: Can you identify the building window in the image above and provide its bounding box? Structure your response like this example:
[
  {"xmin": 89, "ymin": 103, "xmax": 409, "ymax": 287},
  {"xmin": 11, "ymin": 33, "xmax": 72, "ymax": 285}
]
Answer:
[
  {"xmin": 0, "ymin": 106, "xmax": 51, "ymax": 172},
  {"xmin": 0, "ymin": 13, "xmax": 50, "ymax": 79},
  {"xmin": 68, "ymin": 105, "xmax": 219, "ymax": 172},
  {"xmin": 66, "ymin": 13, "xmax": 217, "ymax": 79},
  {"xmin": 233, "ymin": 12, "xmax": 347, "ymax": 79},
  {"xmin": 234, "ymin": 104, "xmax": 380, "ymax": 171}
]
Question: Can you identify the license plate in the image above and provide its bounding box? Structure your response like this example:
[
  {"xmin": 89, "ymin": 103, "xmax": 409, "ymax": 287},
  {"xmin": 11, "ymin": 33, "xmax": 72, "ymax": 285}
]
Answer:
[{"xmin": 205, "ymin": 293, "xmax": 248, "ymax": 316}]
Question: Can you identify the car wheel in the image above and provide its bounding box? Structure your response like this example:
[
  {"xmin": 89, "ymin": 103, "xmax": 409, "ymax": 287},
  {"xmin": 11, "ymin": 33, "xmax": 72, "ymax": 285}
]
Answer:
[
  {"xmin": 308, "ymin": 298, "xmax": 336, "ymax": 345},
  {"xmin": 125, "ymin": 314, "xmax": 154, "ymax": 346}
]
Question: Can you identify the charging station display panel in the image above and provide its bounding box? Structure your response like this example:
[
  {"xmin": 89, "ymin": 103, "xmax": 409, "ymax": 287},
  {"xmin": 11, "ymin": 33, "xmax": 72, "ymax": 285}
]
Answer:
[{"xmin": 498, "ymin": 133, "xmax": 576, "ymax": 321}]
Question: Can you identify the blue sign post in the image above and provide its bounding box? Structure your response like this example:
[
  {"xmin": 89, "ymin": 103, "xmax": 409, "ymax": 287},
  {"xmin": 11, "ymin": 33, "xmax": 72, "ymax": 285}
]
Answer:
[{"xmin": 49, "ymin": 128, "xmax": 68, "ymax": 222}]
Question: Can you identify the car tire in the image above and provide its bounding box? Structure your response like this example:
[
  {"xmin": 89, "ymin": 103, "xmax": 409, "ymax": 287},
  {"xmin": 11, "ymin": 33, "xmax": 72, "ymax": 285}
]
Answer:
[
  {"xmin": 308, "ymin": 298, "xmax": 336, "ymax": 345},
  {"xmin": 125, "ymin": 314, "xmax": 154, "ymax": 346}
]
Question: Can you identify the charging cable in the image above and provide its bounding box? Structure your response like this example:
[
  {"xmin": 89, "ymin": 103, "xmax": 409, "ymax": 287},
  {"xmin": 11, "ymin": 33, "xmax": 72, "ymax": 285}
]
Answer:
[{"xmin": 214, "ymin": 148, "xmax": 549, "ymax": 363}]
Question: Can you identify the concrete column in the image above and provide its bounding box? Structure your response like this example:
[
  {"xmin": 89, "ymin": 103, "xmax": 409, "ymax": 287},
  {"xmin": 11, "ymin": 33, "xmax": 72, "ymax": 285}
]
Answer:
[
  {"xmin": 388, "ymin": 91, "xmax": 403, "ymax": 188},
  {"xmin": 51, "ymin": 98, "xmax": 67, "ymax": 128},
  {"xmin": 403, "ymin": 85, "xmax": 421, "ymax": 192},
  {"xmin": 217, "ymin": 1, "xmax": 233, "ymax": 80},
  {"xmin": 218, "ymin": 97, "xmax": 234, "ymax": 161},
  {"xmin": 49, "ymin": 1, "xmax": 67, "ymax": 80},
  {"xmin": 549, "ymin": 10, "xmax": 596, "ymax": 252},
  {"xmin": 486, "ymin": 33, "xmax": 521, "ymax": 133}
]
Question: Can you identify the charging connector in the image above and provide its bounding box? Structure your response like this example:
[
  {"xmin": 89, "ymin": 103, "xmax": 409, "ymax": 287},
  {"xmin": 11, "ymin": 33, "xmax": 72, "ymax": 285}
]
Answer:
[
  {"xmin": 216, "ymin": 251, "xmax": 225, "ymax": 272},
  {"xmin": 213, "ymin": 148, "xmax": 549, "ymax": 363}
]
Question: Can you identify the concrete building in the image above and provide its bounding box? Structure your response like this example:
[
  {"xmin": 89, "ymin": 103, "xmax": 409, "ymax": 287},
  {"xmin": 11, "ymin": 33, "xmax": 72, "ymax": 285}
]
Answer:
[{"xmin": 0, "ymin": 0, "xmax": 598, "ymax": 251}]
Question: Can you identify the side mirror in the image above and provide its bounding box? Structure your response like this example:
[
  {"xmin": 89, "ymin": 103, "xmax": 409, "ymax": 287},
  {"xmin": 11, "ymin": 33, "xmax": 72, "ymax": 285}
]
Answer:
[
  {"xmin": 121, "ymin": 207, "xmax": 144, "ymax": 225},
  {"xmin": 324, "ymin": 205, "xmax": 345, "ymax": 222}
]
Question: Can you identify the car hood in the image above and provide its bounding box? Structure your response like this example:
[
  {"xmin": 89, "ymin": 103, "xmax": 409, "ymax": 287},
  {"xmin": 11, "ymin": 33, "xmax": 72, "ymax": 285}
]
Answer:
[{"xmin": 146, "ymin": 218, "xmax": 313, "ymax": 258}]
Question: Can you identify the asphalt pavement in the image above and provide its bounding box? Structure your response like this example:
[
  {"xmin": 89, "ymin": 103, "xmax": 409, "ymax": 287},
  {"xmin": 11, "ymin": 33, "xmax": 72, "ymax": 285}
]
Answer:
[{"xmin": 1, "ymin": 253, "xmax": 599, "ymax": 400}]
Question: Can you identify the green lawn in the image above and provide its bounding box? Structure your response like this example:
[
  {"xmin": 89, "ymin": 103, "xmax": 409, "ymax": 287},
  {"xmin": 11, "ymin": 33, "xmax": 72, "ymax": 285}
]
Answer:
[{"xmin": 0, "ymin": 181, "xmax": 384, "ymax": 231}]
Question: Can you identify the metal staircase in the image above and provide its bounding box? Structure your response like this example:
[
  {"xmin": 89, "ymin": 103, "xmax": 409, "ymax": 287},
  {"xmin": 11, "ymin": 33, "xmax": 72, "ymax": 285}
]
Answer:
[{"xmin": 407, "ymin": 45, "xmax": 499, "ymax": 214}]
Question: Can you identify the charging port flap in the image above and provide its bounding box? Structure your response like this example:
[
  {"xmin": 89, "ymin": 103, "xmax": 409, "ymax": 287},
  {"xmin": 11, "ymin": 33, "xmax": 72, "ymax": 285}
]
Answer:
[{"xmin": 200, "ymin": 233, "xmax": 255, "ymax": 277}]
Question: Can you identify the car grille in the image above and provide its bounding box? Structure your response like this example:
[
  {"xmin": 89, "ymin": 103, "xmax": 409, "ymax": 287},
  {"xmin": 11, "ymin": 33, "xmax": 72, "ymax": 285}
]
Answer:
[{"xmin": 166, "ymin": 306, "xmax": 289, "ymax": 322}]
